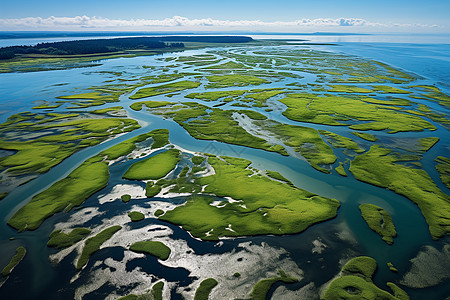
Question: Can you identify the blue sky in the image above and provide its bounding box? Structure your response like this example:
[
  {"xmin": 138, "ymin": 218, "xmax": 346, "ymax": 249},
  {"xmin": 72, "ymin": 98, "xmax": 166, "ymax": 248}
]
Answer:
[{"xmin": 1, "ymin": 0, "xmax": 449, "ymax": 32}]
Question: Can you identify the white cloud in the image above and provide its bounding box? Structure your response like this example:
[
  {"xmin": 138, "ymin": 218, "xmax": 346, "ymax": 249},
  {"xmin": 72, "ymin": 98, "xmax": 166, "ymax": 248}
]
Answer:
[{"xmin": 0, "ymin": 16, "xmax": 439, "ymax": 30}]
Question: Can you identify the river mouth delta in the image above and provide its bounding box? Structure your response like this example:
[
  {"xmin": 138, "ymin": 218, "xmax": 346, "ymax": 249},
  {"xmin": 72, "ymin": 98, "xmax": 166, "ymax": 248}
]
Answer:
[{"xmin": 0, "ymin": 39, "xmax": 449, "ymax": 300}]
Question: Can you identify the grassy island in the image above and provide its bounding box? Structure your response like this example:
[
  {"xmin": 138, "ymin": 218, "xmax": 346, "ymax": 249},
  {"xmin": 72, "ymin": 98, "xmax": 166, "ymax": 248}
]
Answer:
[
  {"xmin": 250, "ymin": 270, "xmax": 298, "ymax": 300},
  {"xmin": 47, "ymin": 228, "xmax": 91, "ymax": 249},
  {"xmin": 128, "ymin": 211, "xmax": 145, "ymax": 222},
  {"xmin": 160, "ymin": 156, "xmax": 340, "ymax": 240},
  {"xmin": 1, "ymin": 247, "xmax": 26, "ymax": 276},
  {"xmin": 359, "ymin": 204, "xmax": 397, "ymax": 244},
  {"xmin": 121, "ymin": 194, "xmax": 131, "ymax": 203},
  {"xmin": 350, "ymin": 146, "xmax": 450, "ymax": 239},
  {"xmin": 279, "ymin": 93, "xmax": 436, "ymax": 133},
  {"xmin": 77, "ymin": 225, "xmax": 121, "ymax": 269},
  {"xmin": 8, "ymin": 156, "xmax": 109, "ymax": 231},
  {"xmin": 8, "ymin": 130, "xmax": 168, "ymax": 231},
  {"xmin": 130, "ymin": 81, "xmax": 201, "ymax": 99},
  {"xmin": 335, "ymin": 163, "xmax": 348, "ymax": 176},
  {"xmin": 122, "ymin": 149, "xmax": 180, "ymax": 180},
  {"xmin": 435, "ymin": 156, "xmax": 450, "ymax": 189},
  {"xmin": 131, "ymin": 101, "xmax": 289, "ymax": 156},
  {"xmin": 129, "ymin": 241, "xmax": 171, "ymax": 260},
  {"xmin": 205, "ymin": 74, "xmax": 269, "ymax": 88},
  {"xmin": 194, "ymin": 278, "xmax": 218, "ymax": 300},
  {"xmin": 0, "ymin": 114, "xmax": 139, "ymax": 176},
  {"xmin": 323, "ymin": 256, "xmax": 409, "ymax": 300}
]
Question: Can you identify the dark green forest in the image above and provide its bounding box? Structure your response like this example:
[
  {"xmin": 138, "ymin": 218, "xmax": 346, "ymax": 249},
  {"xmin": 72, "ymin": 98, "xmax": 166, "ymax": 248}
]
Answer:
[{"xmin": 0, "ymin": 36, "xmax": 253, "ymax": 59}]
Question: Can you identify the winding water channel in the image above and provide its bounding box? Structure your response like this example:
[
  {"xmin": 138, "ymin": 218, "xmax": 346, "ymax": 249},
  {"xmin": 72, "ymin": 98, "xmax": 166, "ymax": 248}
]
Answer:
[{"xmin": 0, "ymin": 42, "xmax": 449, "ymax": 299}]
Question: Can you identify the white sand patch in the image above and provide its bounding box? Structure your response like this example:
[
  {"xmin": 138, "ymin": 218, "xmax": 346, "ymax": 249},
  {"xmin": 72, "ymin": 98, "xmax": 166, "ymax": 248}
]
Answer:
[
  {"xmin": 162, "ymin": 241, "xmax": 304, "ymax": 299},
  {"xmin": 158, "ymin": 184, "xmax": 192, "ymax": 199},
  {"xmin": 311, "ymin": 239, "xmax": 328, "ymax": 254},
  {"xmin": 225, "ymin": 224, "xmax": 236, "ymax": 233},
  {"xmin": 209, "ymin": 200, "xmax": 224, "ymax": 207},
  {"xmin": 232, "ymin": 112, "xmax": 281, "ymax": 145},
  {"xmin": 272, "ymin": 282, "xmax": 319, "ymax": 300},
  {"xmin": 192, "ymin": 160, "xmax": 215, "ymax": 177},
  {"xmin": 400, "ymin": 245, "xmax": 450, "ymax": 288},
  {"xmin": 54, "ymin": 207, "xmax": 104, "ymax": 231},
  {"xmin": 98, "ymin": 184, "xmax": 146, "ymax": 204},
  {"xmin": 74, "ymin": 251, "xmax": 157, "ymax": 300},
  {"xmin": 334, "ymin": 221, "xmax": 358, "ymax": 245},
  {"xmin": 172, "ymin": 144, "xmax": 199, "ymax": 156},
  {"xmin": 224, "ymin": 196, "xmax": 241, "ymax": 204},
  {"xmin": 127, "ymin": 145, "xmax": 167, "ymax": 160},
  {"xmin": 103, "ymin": 224, "xmax": 173, "ymax": 250}
]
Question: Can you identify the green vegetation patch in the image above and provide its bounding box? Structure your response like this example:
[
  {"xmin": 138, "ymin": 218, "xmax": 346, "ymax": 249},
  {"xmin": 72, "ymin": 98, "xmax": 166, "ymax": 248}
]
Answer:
[
  {"xmin": 146, "ymin": 182, "xmax": 162, "ymax": 198},
  {"xmin": 279, "ymin": 93, "xmax": 435, "ymax": 133},
  {"xmin": 100, "ymin": 129, "xmax": 169, "ymax": 160},
  {"xmin": 335, "ymin": 162, "xmax": 348, "ymax": 177},
  {"xmin": 160, "ymin": 156, "xmax": 339, "ymax": 240},
  {"xmin": 8, "ymin": 156, "xmax": 109, "ymax": 231},
  {"xmin": 185, "ymin": 90, "xmax": 245, "ymax": 101},
  {"xmin": 194, "ymin": 278, "xmax": 218, "ymax": 300},
  {"xmin": 151, "ymin": 281, "xmax": 164, "ymax": 300},
  {"xmin": 417, "ymin": 137, "xmax": 439, "ymax": 153},
  {"xmin": 0, "ymin": 114, "xmax": 140, "ymax": 175},
  {"xmin": 90, "ymin": 106, "xmax": 123, "ymax": 114},
  {"xmin": 154, "ymin": 209, "xmax": 164, "ymax": 217},
  {"xmin": 323, "ymin": 256, "xmax": 408, "ymax": 300},
  {"xmin": 350, "ymin": 146, "xmax": 450, "ymax": 239},
  {"xmin": 250, "ymin": 270, "xmax": 298, "ymax": 300},
  {"xmin": 351, "ymin": 132, "xmax": 378, "ymax": 142},
  {"xmin": 266, "ymin": 124, "xmax": 336, "ymax": 172},
  {"xmin": 319, "ymin": 130, "xmax": 364, "ymax": 153},
  {"xmin": 371, "ymin": 85, "xmax": 411, "ymax": 94},
  {"xmin": 0, "ymin": 116, "xmax": 139, "ymax": 176},
  {"xmin": 77, "ymin": 225, "xmax": 121, "ymax": 269},
  {"xmin": 118, "ymin": 281, "xmax": 164, "ymax": 300},
  {"xmin": 170, "ymin": 107, "xmax": 287, "ymax": 156},
  {"xmin": 192, "ymin": 156, "xmax": 205, "ymax": 165},
  {"xmin": 47, "ymin": 228, "xmax": 91, "ymax": 249},
  {"xmin": 129, "ymin": 241, "xmax": 171, "ymax": 260},
  {"xmin": 57, "ymin": 87, "xmax": 129, "ymax": 108},
  {"xmin": 327, "ymin": 85, "xmax": 372, "ymax": 93},
  {"xmin": 206, "ymin": 74, "xmax": 269, "ymax": 88},
  {"xmin": 201, "ymin": 61, "xmax": 247, "ymax": 70},
  {"xmin": 362, "ymin": 97, "xmax": 411, "ymax": 106},
  {"xmin": 32, "ymin": 103, "xmax": 62, "ymax": 109},
  {"xmin": 130, "ymin": 81, "xmax": 201, "ymax": 99},
  {"xmin": 265, "ymin": 170, "xmax": 293, "ymax": 186},
  {"xmin": 121, "ymin": 194, "xmax": 131, "ymax": 203},
  {"xmin": 239, "ymin": 110, "xmax": 268, "ymax": 120},
  {"xmin": 245, "ymin": 89, "xmax": 285, "ymax": 101},
  {"xmin": 129, "ymin": 100, "xmax": 171, "ymax": 111},
  {"xmin": 1, "ymin": 247, "xmax": 26, "ymax": 276},
  {"xmin": 123, "ymin": 149, "xmax": 180, "ymax": 180},
  {"xmin": 435, "ymin": 156, "xmax": 450, "ymax": 189},
  {"xmin": 359, "ymin": 204, "xmax": 397, "ymax": 244},
  {"xmin": 387, "ymin": 262, "xmax": 398, "ymax": 273},
  {"xmin": 128, "ymin": 211, "xmax": 145, "ymax": 222}
]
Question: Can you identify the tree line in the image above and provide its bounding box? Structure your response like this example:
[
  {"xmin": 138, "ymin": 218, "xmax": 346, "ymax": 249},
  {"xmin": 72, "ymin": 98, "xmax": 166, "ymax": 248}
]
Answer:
[
  {"xmin": 0, "ymin": 36, "xmax": 253, "ymax": 60},
  {"xmin": 0, "ymin": 37, "xmax": 183, "ymax": 59}
]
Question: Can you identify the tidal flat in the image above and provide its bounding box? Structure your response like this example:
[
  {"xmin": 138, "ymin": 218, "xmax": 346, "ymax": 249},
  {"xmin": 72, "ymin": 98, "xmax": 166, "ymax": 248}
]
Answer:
[{"xmin": 0, "ymin": 40, "xmax": 449, "ymax": 300}]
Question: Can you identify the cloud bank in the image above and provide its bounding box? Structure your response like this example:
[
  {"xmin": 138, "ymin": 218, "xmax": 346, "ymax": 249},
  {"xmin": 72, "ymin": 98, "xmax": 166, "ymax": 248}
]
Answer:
[{"xmin": 0, "ymin": 16, "xmax": 439, "ymax": 30}]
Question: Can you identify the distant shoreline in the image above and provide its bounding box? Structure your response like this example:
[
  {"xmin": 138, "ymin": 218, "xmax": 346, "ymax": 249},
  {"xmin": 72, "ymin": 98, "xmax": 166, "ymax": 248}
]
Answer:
[
  {"xmin": 0, "ymin": 36, "xmax": 254, "ymax": 60},
  {"xmin": 0, "ymin": 31, "xmax": 371, "ymax": 40}
]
